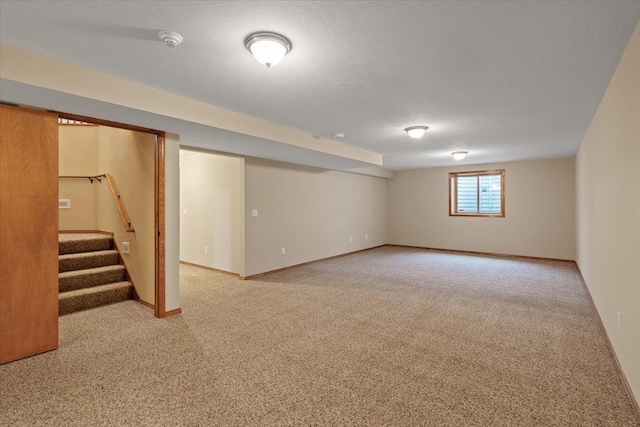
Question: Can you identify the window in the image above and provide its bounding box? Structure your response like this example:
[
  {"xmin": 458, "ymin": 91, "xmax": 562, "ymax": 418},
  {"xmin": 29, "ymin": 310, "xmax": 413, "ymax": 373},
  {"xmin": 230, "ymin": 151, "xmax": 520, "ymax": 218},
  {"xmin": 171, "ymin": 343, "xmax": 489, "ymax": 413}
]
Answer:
[{"xmin": 449, "ymin": 170, "xmax": 504, "ymax": 217}]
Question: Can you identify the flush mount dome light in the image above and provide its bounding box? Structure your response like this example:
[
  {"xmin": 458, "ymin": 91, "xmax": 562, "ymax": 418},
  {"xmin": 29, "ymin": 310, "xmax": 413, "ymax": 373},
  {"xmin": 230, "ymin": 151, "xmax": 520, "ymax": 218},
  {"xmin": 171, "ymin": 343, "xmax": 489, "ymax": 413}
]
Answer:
[
  {"xmin": 404, "ymin": 126, "xmax": 429, "ymax": 139},
  {"xmin": 452, "ymin": 151, "xmax": 468, "ymax": 160},
  {"xmin": 244, "ymin": 32, "xmax": 292, "ymax": 68}
]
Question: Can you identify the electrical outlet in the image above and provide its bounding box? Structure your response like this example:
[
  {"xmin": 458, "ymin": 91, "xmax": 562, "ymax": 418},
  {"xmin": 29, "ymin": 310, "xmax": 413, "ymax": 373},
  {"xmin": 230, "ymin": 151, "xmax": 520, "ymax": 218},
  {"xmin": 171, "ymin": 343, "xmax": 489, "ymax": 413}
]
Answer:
[
  {"xmin": 183, "ymin": 208, "xmax": 187, "ymax": 216},
  {"xmin": 281, "ymin": 247, "xmax": 286, "ymax": 255},
  {"xmin": 617, "ymin": 312, "xmax": 621, "ymax": 331},
  {"xmin": 349, "ymin": 236, "xmax": 353, "ymax": 243},
  {"xmin": 122, "ymin": 242, "xmax": 130, "ymax": 254},
  {"xmin": 204, "ymin": 246, "xmax": 208, "ymax": 254}
]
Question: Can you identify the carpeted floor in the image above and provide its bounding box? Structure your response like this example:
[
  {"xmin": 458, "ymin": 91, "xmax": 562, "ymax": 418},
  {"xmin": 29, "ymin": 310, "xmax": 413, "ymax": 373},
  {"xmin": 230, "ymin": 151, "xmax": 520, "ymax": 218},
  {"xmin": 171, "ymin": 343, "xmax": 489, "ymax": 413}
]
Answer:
[{"xmin": 0, "ymin": 246, "xmax": 637, "ymax": 426}]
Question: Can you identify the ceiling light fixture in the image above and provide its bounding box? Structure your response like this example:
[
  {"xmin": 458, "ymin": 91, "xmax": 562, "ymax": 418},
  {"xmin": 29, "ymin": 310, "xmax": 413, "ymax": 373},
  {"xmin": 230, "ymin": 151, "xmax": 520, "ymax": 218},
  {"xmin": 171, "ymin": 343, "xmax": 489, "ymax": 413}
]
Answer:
[
  {"xmin": 404, "ymin": 126, "xmax": 429, "ymax": 139},
  {"xmin": 452, "ymin": 151, "xmax": 468, "ymax": 160},
  {"xmin": 244, "ymin": 32, "xmax": 292, "ymax": 68}
]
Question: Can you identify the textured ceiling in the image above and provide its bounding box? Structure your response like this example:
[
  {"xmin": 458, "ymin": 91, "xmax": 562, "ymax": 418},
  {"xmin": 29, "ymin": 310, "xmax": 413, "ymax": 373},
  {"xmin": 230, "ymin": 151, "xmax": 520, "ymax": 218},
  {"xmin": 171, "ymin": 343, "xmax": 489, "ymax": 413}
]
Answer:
[{"xmin": 1, "ymin": 1, "xmax": 639, "ymax": 170}]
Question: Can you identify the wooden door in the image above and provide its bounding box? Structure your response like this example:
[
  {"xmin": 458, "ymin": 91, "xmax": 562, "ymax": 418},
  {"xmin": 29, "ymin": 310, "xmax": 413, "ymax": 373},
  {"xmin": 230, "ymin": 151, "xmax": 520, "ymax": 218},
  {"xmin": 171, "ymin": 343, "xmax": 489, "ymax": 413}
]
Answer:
[{"xmin": 0, "ymin": 105, "xmax": 59, "ymax": 364}]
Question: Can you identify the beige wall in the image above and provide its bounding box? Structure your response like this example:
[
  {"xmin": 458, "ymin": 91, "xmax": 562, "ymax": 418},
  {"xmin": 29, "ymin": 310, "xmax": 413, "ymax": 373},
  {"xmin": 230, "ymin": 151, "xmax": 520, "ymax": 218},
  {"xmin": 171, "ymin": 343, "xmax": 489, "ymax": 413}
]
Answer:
[
  {"xmin": 165, "ymin": 134, "xmax": 181, "ymax": 312},
  {"xmin": 244, "ymin": 158, "xmax": 387, "ymax": 277},
  {"xmin": 58, "ymin": 125, "xmax": 99, "ymax": 230},
  {"xmin": 96, "ymin": 126, "xmax": 156, "ymax": 305},
  {"xmin": 387, "ymin": 158, "xmax": 576, "ymax": 260},
  {"xmin": 576, "ymin": 22, "xmax": 640, "ymax": 402},
  {"xmin": 180, "ymin": 151, "xmax": 244, "ymax": 275},
  {"xmin": 58, "ymin": 125, "xmax": 156, "ymax": 305}
]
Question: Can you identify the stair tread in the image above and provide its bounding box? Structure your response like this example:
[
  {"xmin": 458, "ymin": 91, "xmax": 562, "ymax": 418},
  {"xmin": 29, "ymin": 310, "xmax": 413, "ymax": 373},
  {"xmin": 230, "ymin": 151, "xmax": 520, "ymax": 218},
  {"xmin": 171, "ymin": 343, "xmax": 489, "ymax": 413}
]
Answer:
[
  {"xmin": 59, "ymin": 233, "xmax": 113, "ymax": 255},
  {"xmin": 59, "ymin": 264, "xmax": 125, "ymax": 278},
  {"xmin": 59, "ymin": 281, "xmax": 132, "ymax": 298},
  {"xmin": 59, "ymin": 281, "xmax": 133, "ymax": 315},
  {"xmin": 58, "ymin": 234, "xmax": 132, "ymax": 315},
  {"xmin": 59, "ymin": 249, "xmax": 118, "ymax": 260},
  {"xmin": 58, "ymin": 250, "xmax": 120, "ymax": 273},
  {"xmin": 58, "ymin": 233, "xmax": 112, "ymax": 243}
]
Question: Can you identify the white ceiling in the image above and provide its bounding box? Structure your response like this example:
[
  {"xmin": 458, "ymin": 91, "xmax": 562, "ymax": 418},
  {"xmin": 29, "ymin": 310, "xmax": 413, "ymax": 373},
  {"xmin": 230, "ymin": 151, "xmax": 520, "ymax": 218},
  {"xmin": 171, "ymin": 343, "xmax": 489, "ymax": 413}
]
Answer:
[{"xmin": 1, "ymin": 1, "xmax": 639, "ymax": 170}]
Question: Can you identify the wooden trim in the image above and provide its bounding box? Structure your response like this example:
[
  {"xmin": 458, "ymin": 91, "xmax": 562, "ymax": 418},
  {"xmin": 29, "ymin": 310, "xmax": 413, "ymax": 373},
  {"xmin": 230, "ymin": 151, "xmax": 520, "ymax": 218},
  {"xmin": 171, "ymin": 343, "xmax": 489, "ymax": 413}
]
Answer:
[
  {"xmin": 58, "ymin": 230, "xmax": 113, "ymax": 235},
  {"xmin": 448, "ymin": 213, "xmax": 504, "ymax": 218},
  {"xmin": 160, "ymin": 308, "xmax": 182, "ymax": 318},
  {"xmin": 574, "ymin": 265, "xmax": 640, "ymax": 422},
  {"xmin": 154, "ymin": 134, "xmax": 166, "ymax": 318},
  {"xmin": 111, "ymin": 239, "xmax": 140, "ymax": 301},
  {"xmin": 179, "ymin": 261, "xmax": 240, "ymax": 277},
  {"xmin": 55, "ymin": 112, "xmax": 161, "ymax": 134},
  {"xmin": 104, "ymin": 173, "xmax": 134, "ymax": 232},
  {"xmin": 500, "ymin": 169, "xmax": 505, "ymax": 217},
  {"xmin": 449, "ymin": 169, "xmax": 505, "ymax": 177},
  {"xmin": 137, "ymin": 299, "xmax": 155, "ymax": 310},
  {"xmin": 387, "ymin": 244, "xmax": 574, "ymax": 263},
  {"xmin": 449, "ymin": 173, "xmax": 454, "ymax": 215},
  {"xmin": 240, "ymin": 245, "xmax": 386, "ymax": 280},
  {"xmin": 59, "ymin": 174, "xmax": 134, "ymax": 232},
  {"xmin": 449, "ymin": 169, "xmax": 505, "ymax": 217}
]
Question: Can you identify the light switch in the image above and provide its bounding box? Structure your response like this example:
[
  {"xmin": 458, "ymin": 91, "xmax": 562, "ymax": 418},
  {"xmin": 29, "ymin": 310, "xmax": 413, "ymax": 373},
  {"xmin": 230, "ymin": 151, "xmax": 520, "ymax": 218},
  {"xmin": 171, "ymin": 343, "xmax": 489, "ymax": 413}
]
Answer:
[{"xmin": 252, "ymin": 209, "xmax": 258, "ymax": 217}]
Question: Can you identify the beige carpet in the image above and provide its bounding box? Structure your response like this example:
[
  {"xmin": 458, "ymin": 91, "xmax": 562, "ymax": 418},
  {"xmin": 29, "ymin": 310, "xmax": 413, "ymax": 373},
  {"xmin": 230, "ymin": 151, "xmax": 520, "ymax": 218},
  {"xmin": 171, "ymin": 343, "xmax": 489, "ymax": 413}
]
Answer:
[{"xmin": 0, "ymin": 246, "xmax": 637, "ymax": 426}]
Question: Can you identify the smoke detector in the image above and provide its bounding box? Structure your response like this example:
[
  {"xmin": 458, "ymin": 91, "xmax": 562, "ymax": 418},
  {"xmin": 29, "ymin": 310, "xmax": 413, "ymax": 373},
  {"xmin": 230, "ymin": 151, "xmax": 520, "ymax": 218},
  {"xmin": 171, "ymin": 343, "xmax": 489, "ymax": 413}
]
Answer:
[{"xmin": 158, "ymin": 31, "xmax": 183, "ymax": 48}]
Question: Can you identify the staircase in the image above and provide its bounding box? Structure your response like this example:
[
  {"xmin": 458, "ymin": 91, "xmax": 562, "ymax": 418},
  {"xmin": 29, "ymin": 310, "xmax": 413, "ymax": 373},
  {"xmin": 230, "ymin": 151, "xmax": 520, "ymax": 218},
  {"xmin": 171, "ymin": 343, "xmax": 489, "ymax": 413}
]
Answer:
[{"xmin": 58, "ymin": 233, "xmax": 133, "ymax": 315}]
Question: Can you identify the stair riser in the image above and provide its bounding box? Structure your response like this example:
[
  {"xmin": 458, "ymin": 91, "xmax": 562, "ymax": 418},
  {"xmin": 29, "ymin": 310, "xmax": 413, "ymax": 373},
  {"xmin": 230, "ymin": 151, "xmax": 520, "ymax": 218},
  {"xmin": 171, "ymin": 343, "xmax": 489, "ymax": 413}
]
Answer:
[
  {"xmin": 59, "ymin": 285, "xmax": 132, "ymax": 315},
  {"xmin": 59, "ymin": 268, "xmax": 125, "ymax": 292},
  {"xmin": 59, "ymin": 238, "xmax": 113, "ymax": 255},
  {"xmin": 59, "ymin": 252, "xmax": 119, "ymax": 273}
]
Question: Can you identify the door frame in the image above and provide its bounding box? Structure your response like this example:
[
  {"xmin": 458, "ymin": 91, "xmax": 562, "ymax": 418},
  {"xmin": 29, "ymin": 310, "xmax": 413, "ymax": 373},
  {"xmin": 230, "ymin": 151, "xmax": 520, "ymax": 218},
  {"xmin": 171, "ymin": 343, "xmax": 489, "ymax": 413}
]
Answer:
[{"xmin": 56, "ymin": 112, "xmax": 168, "ymax": 318}]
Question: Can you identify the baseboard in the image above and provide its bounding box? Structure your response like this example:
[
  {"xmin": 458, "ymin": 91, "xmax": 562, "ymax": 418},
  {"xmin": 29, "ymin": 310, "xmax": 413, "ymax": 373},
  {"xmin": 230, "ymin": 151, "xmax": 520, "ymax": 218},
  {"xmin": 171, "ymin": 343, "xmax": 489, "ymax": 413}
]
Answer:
[
  {"xmin": 160, "ymin": 308, "xmax": 182, "ymax": 317},
  {"xmin": 139, "ymin": 300, "xmax": 181, "ymax": 318},
  {"xmin": 179, "ymin": 261, "xmax": 239, "ymax": 277},
  {"xmin": 240, "ymin": 245, "xmax": 386, "ymax": 280},
  {"xmin": 575, "ymin": 264, "xmax": 640, "ymax": 422},
  {"xmin": 387, "ymin": 244, "xmax": 575, "ymax": 263},
  {"xmin": 137, "ymin": 299, "xmax": 154, "ymax": 310}
]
